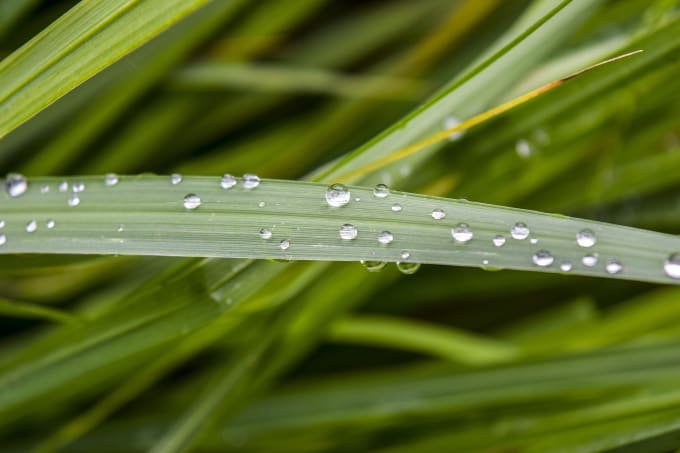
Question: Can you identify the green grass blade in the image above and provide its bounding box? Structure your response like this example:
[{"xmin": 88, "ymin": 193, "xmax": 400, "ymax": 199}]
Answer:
[{"xmin": 0, "ymin": 297, "xmax": 79, "ymax": 324}]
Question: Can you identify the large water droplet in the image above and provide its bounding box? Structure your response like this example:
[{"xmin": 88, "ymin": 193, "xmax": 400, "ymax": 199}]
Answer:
[
  {"xmin": 492, "ymin": 235, "xmax": 506, "ymax": 247},
  {"xmin": 170, "ymin": 173, "xmax": 183, "ymax": 185},
  {"xmin": 532, "ymin": 250, "xmax": 554, "ymax": 267},
  {"xmin": 605, "ymin": 259, "xmax": 623, "ymax": 275},
  {"xmin": 576, "ymin": 229, "xmax": 596, "ymax": 248},
  {"xmin": 325, "ymin": 184, "xmax": 350, "ymax": 207},
  {"xmin": 582, "ymin": 253, "xmax": 599, "ymax": 267},
  {"xmin": 431, "ymin": 209, "xmax": 446, "ymax": 220},
  {"xmin": 373, "ymin": 184, "xmax": 390, "ymax": 198},
  {"xmin": 510, "ymin": 222, "xmax": 530, "ymax": 240},
  {"xmin": 378, "ymin": 231, "xmax": 394, "ymax": 245},
  {"xmin": 46, "ymin": 219, "xmax": 55, "ymax": 229},
  {"xmin": 26, "ymin": 220, "xmax": 37, "ymax": 233},
  {"xmin": 443, "ymin": 116, "xmax": 465, "ymax": 141},
  {"xmin": 259, "ymin": 228, "xmax": 272, "ymax": 239},
  {"xmin": 72, "ymin": 181, "xmax": 85, "ymax": 193},
  {"xmin": 515, "ymin": 139, "xmax": 533, "ymax": 159},
  {"xmin": 279, "ymin": 239, "xmax": 290, "ymax": 250},
  {"xmin": 67, "ymin": 195, "xmax": 80, "ymax": 207},
  {"xmin": 183, "ymin": 194, "xmax": 201, "ymax": 210},
  {"xmin": 105, "ymin": 173, "xmax": 119, "ymax": 186},
  {"xmin": 4, "ymin": 173, "xmax": 27, "ymax": 197},
  {"xmin": 242, "ymin": 173, "xmax": 260, "ymax": 189},
  {"xmin": 339, "ymin": 224, "xmax": 358, "ymax": 240},
  {"xmin": 220, "ymin": 174, "xmax": 237, "ymax": 189},
  {"xmin": 0, "ymin": 234, "xmax": 5, "ymax": 246},
  {"xmin": 664, "ymin": 253, "xmax": 680, "ymax": 279},
  {"xmin": 361, "ymin": 260, "xmax": 386, "ymax": 272},
  {"xmin": 451, "ymin": 223, "xmax": 473, "ymax": 243},
  {"xmin": 560, "ymin": 261, "xmax": 572, "ymax": 272},
  {"xmin": 391, "ymin": 203, "xmax": 402, "ymax": 212},
  {"xmin": 396, "ymin": 262, "xmax": 420, "ymax": 275}
]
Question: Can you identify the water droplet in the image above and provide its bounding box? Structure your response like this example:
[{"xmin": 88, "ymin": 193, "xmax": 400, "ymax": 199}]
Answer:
[
  {"xmin": 220, "ymin": 174, "xmax": 237, "ymax": 189},
  {"xmin": 582, "ymin": 253, "xmax": 599, "ymax": 267},
  {"xmin": 58, "ymin": 181, "xmax": 69, "ymax": 192},
  {"xmin": 4, "ymin": 173, "xmax": 27, "ymax": 197},
  {"xmin": 396, "ymin": 262, "xmax": 420, "ymax": 275},
  {"xmin": 105, "ymin": 173, "xmax": 119, "ymax": 186},
  {"xmin": 482, "ymin": 259, "xmax": 490, "ymax": 266},
  {"xmin": 533, "ymin": 128, "xmax": 550, "ymax": 145},
  {"xmin": 664, "ymin": 253, "xmax": 680, "ymax": 279},
  {"xmin": 510, "ymin": 222, "xmax": 530, "ymax": 240},
  {"xmin": 451, "ymin": 223, "xmax": 473, "ymax": 243},
  {"xmin": 67, "ymin": 195, "xmax": 80, "ymax": 207},
  {"xmin": 0, "ymin": 220, "xmax": 4, "ymax": 229},
  {"xmin": 361, "ymin": 260, "xmax": 386, "ymax": 272},
  {"xmin": 532, "ymin": 250, "xmax": 554, "ymax": 267},
  {"xmin": 40, "ymin": 184, "xmax": 50, "ymax": 194},
  {"xmin": 117, "ymin": 225, "xmax": 124, "ymax": 233},
  {"xmin": 0, "ymin": 234, "xmax": 5, "ymax": 246},
  {"xmin": 259, "ymin": 228, "xmax": 272, "ymax": 239},
  {"xmin": 391, "ymin": 203, "xmax": 402, "ymax": 212},
  {"xmin": 25, "ymin": 220, "xmax": 37, "ymax": 233},
  {"xmin": 183, "ymin": 194, "xmax": 201, "ymax": 210},
  {"xmin": 443, "ymin": 116, "xmax": 465, "ymax": 141},
  {"xmin": 378, "ymin": 231, "xmax": 394, "ymax": 245},
  {"xmin": 170, "ymin": 173, "xmax": 182, "ymax": 185},
  {"xmin": 46, "ymin": 220, "xmax": 55, "ymax": 229},
  {"xmin": 258, "ymin": 201, "xmax": 266, "ymax": 208},
  {"xmin": 373, "ymin": 184, "xmax": 390, "ymax": 198},
  {"xmin": 72, "ymin": 181, "xmax": 85, "ymax": 193},
  {"xmin": 325, "ymin": 184, "xmax": 350, "ymax": 207},
  {"xmin": 576, "ymin": 229, "xmax": 596, "ymax": 248},
  {"xmin": 339, "ymin": 224, "xmax": 358, "ymax": 240},
  {"xmin": 492, "ymin": 235, "xmax": 506, "ymax": 247},
  {"xmin": 279, "ymin": 239, "xmax": 290, "ymax": 250},
  {"xmin": 605, "ymin": 259, "xmax": 623, "ymax": 275},
  {"xmin": 560, "ymin": 261, "xmax": 572, "ymax": 272},
  {"xmin": 431, "ymin": 209, "xmax": 446, "ymax": 220},
  {"xmin": 242, "ymin": 173, "xmax": 260, "ymax": 189},
  {"xmin": 515, "ymin": 139, "xmax": 533, "ymax": 158},
  {"xmin": 530, "ymin": 237, "xmax": 539, "ymax": 244},
  {"xmin": 400, "ymin": 250, "xmax": 411, "ymax": 260}
]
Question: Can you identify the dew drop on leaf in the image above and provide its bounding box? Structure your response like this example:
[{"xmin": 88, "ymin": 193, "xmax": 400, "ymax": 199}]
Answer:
[
  {"xmin": 515, "ymin": 139, "xmax": 533, "ymax": 158},
  {"xmin": 431, "ymin": 209, "xmax": 446, "ymax": 220},
  {"xmin": 451, "ymin": 223, "xmax": 473, "ymax": 243},
  {"xmin": 242, "ymin": 173, "xmax": 261, "ymax": 189},
  {"xmin": 510, "ymin": 222, "xmax": 530, "ymax": 240},
  {"xmin": 170, "ymin": 173, "xmax": 182, "ymax": 185},
  {"xmin": 0, "ymin": 234, "xmax": 5, "ymax": 246},
  {"xmin": 325, "ymin": 183, "xmax": 350, "ymax": 207},
  {"xmin": 46, "ymin": 220, "xmax": 55, "ymax": 229},
  {"xmin": 492, "ymin": 235, "xmax": 506, "ymax": 247},
  {"xmin": 339, "ymin": 224, "xmax": 358, "ymax": 240},
  {"xmin": 605, "ymin": 259, "xmax": 623, "ymax": 274},
  {"xmin": 279, "ymin": 239, "xmax": 290, "ymax": 250},
  {"xmin": 25, "ymin": 220, "xmax": 37, "ymax": 233},
  {"xmin": 576, "ymin": 229, "xmax": 596, "ymax": 248},
  {"xmin": 373, "ymin": 184, "xmax": 390, "ymax": 198},
  {"xmin": 259, "ymin": 228, "xmax": 272, "ymax": 239},
  {"xmin": 58, "ymin": 181, "xmax": 68, "ymax": 192},
  {"xmin": 582, "ymin": 253, "xmax": 599, "ymax": 267},
  {"xmin": 67, "ymin": 195, "xmax": 80, "ymax": 207},
  {"xmin": 560, "ymin": 261, "xmax": 573, "ymax": 272},
  {"xmin": 4, "ymin": 173, "xmax": 27, "ymax": 197},
  {"xmin": 105, "ymin": 173, "xmax": 119, "ymax": 186},
  {"xmin": 183, "ymin": 194, "xmax": 201, "ymax": 210},
  {"xmin": 400, "ymin": 250, "xmax": 410, "ymax": 260},
  {"xmin": 532, "ymin": 250, "xmax": 554, "ymax": 267},
  {"xmin": 664, "ymin": 253, "xmax": 680, "ymax": 279},
  {"xmin": 220, "ymin": 174, "xmax": 237, "ymax": 189},
  {"xmin": 361, "ymin": 260, "xmax": 386, "ymax": 272},
  {"xmin": 443, "ymin": 115, "xmax": 465, "ymax": 141},
  {"xmin": 72, "ymin": 181, "xmax": 85, "ymax": 193},
  {"xmin": 0, "ymin": 220, "xmax": 4, "ymax": 228},
  {"xmin": 391, "ymin": 203, "xmax": 402, "ymax": 212},
  {"xmin": 40, "ymin": 184, "xmax": 49, "ymax": 194},
  {"xmin": 378, "ymin": 231, "xmax": 394, "ymax": 245},
  {"xmin": 396, "ymin": 262, "xmax": 420, "ymax": 275}
]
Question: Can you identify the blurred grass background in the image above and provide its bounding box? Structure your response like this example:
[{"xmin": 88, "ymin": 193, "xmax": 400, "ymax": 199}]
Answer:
[{"xmin": 1, "ymin": 0, "xmax": 680, "ymax": 451}]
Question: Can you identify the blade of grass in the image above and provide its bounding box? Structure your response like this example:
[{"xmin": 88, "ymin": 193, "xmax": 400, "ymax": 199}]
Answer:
[{"xmin": 0, "ymin": 297, "xmax": 79, "ymax": 325}]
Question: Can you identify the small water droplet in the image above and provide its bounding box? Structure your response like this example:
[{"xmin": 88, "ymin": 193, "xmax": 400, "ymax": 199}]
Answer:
[
  {"xmin": 325, "ymin": 184, "xmax": 350, "ymax": 207},
  {"xmin": 25, "ymin": 219, "xmax": 37, "ymax": 233},
  {"xmin": 258, "ymin": 201, "xmax": 266, "ymax": 208},
  {"xmin": 339, "ymin": 224, "xmax": 358, "ymax": 240},
  {"xmin": 183, "ymin": 194, "xmax": 201, "ymax": 210},
  {"xmin": 443, "ymin": 116, "xmax": 465, "ymax": 141},
  {"xmin": 361, "ymin": 260, "xmax": 386, "ymax": 272},
  {"xmin": 373, "ymin": 184, "xmax": 390, "ymax": 198},
  {"xmin": 105, "ymin": 173, "xmax": 119, "ymax": 186},
  {"xmin": 482, "ymin": 259, "xmax": 490, "ymax": 266},
  {"xmin": 510, "ymin": 222, "xmax": 530, "ymax": 240},
  {"xmin": 560, "ymin": 261, "xmax": 572, "ymax": 272},
  {"xmin": 170, "ymin": 173, "xmax": 183, "ymax": 185},
  {"xmin": 259, "ymin": 228, "xmax": 272, "ymax": 239},
  {"xmin": 582, "ymin": 253, "xmax": 599, "ymax": 267},
  {"xmin": 532, "ymin": 250, "xmax": 554, "ymax": 267},
  {"xmin": 530, "ymin": 237, "xmax": 539, "ymax": 244},
  {"xmin": 0, "ymin": 220, "xmax": 4, "ymax": 228},
  {"xmin": 279, "ymin": 239, "xmax": 290, "ymax": 250},
  {"xmin": 378, "ymin": 231, "xmax": 394, "ymax": 245},
  {"xmin": 72, "ymin": 181, "xmax": 85, "ymax": 193},
  {"xmin": 451, "ymin": 223, "xmax": 473, "ymax": 243},
  {"xmin": 4, "ymin": 173, "xmax": 28, "ymax": 197},
  {"xmin": 492, "ymin": 235, "xmax": 506, "ymax": 247},
  {"xmin": 58, "ymin": 181, "xmax": 69, "ymax": 192},
  {"xmin": 605, "ymin": 259, "xmax": 623, "ymax": 274},
  {"xmin": 117, "ymin": 225, "xmax": 124, "ymax": 233},
  {"xmin": 576, "ymin": 229, "xmax": 596, "ymax": 248},
  {"xmin": 396, "ymin": 262, "xmax": 420, "ymax": 275},
  {"xmin": 391, "ymin": 203, "xmax": 402, "ymax": 212},
  {"xmin": 664, "ymin": 253, "xmax": 680, "ymax": 279},
  {"xmin": 355, "ymin": 197, "xmax": 361, "ymax": 202},
  {"xmin": 0, "ymin": 234, "xmax": 5, "ymax": 246},
  {"xmin": 431, "ymin": 209, "xmax": 446, "ymax": 220},
  {"xmin": 515, "ymin": 139, "xmax": 534, "ymax": 158},
  {"xmin": 40, "ymin": 184, "xmax": 50, "ymax": 194},
  {"xmin": 242, "ymin": 173, "xmax": 260, "ymax": 189},
  {"xmin": 67, "ymin": 195, "xmax": 80, "ymax": 207},
  {"xmin": 46, "ymin": 219, "xmax": 55, "ymax": 229},
  {"xmin": 400, "ymin": 250, "xmax": 411, "ymax": 260},
  {"xmin": 220, "ymin": 174, "xmax": 237, "ymax": 189}
]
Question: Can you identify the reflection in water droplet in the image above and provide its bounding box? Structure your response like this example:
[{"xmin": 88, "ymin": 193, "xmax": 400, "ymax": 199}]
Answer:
[
  {"xmin": 400, "ymin": 250, "xmax": 410, "ymax": 260},
  {"xmin": 361, "ymin": 260, "xmax": 386, "ymax": 272},
  {"xmin": 582, "ymin": 253, "xmax": 599, "ymax": 267},
  {"xmin": 532, "ymin": 250, "xmax": 554, "ymax": 267},
  {"xmin": 325, "ymin": 184, "xmax": 350, "ymax": 207},
  {"xmin": 68, "ymin": 195, "xmax": 80, "ymax": 207},
  {"xmin": 431, "ymin": 209, "xmax": 446, "ymax": 220},
  {"xmin": 72, "ymin": 181, "xmax": 85, "ymax": 193},
  {"xmin": 258, "ymin": 201, "xmax": 265, "ymax": 208},
  {"xmin": 492, "ymin": 235, "xmax": 506, "ymax": 247},
  {"xmin": 443, "ymin": 116, "xmax": 465, "ymax": 141},
  {"xmin": 451, "ymin": 223, "xmax": 473, "ymax": 243},
  {"xmin": 105, "ymin": 173, "xmax": 119, "ymax": 186},
  {"xmin": 279, "ymin": 239, "xmax": 290, "ymax": 250},
  {"xmin": 259, "ymin": 228, "xmax": 272, "ymax": 239},
  {"xmin": 391, "ymin": 203, "xmax": 402, "ymax": 212},
  {"xmin": 242, "ymin": 173, "xmax": 260, "ymax": 189},
  {"xmin": 339, "ymin": 224, "xmax": 358, "ymax": 240},
  {"xmin": 4, "ymin": 173, "xmax": 28, "ymax": 197},
  {"xmin": 510, "ymin": 222, "xmax": 530, "ymax": 240},
  {"xmin": 396, "ymin": 261, "xmax": 420, "ymax": 275},
  {"xmin": 46, "ymin": 220, "xmax": 55, "ymax": 229},
  {"xmin": 26, "ymin": 220, "xmax": 37, "ymax": 233},
  {"xmin": 373, "ymin": 184, "xmax": 390, "ymax": 198},
  {"xmin": 378, "ymin": 231, "xmax": 394, "ymax": 245},
  {"xmin": 183, "ymin": 194, "xmax": 201, "ymax": 210},
  {"xmin": 515, "ymin": 139, "xmax": 533, "ymax": 158},
  {"xmin": 170, "ymin": 173, "xmax": 182, "ymax": 185},
  {"xmin": 576, "ymin": 229, "xmax": 596, "ymax": 248},
  {"xmin": 0, "ymin": 234, "xmax": 5, "ymax": 246},
  {"xmin": 220, "ymin": 174, "xmax": 237, "ymax": 189},
  {"xmin": 664, "ymin": 253, "xmax": 680, "ymax": 279},
  {"xmin": 605, "ymin": 259, "xmax": 623, "ymax": 275},
  {"xmin": 560, "ymin": 261, "xmax": 572, "ymax": 272}
]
